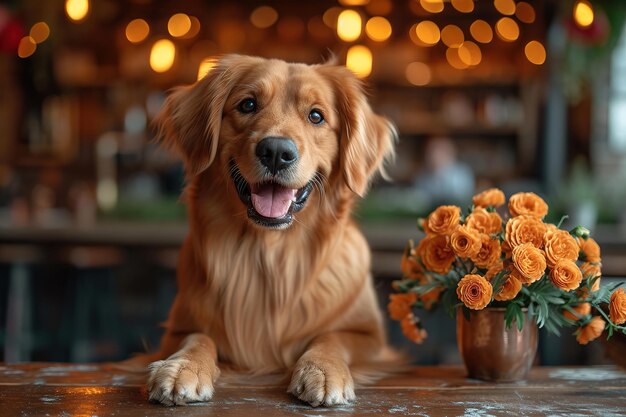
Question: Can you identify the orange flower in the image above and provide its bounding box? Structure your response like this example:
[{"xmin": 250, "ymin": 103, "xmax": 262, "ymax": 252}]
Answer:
[
  {"xmin": 544, "ymin": 229, "xmax": 579, "ymax": 268},
  {"xmin": 512, "ymin": 243, "xmax": 547, "ymax": 283},
  {"xmin": 420, "ymin": 235, "xmax": 455, "ymax": 274},
  {"xmin": 494, "ymin": 273, "xmax": 522, "ymax": 301},
  {"xmin": 427, "ymin": 205, "xmax": 461, "ymax": 236},
  {"xmin": 450, "ymin": 225, "xmax": 482, "ymax": 259},
  {"xmin": 388, "ymin": 293, "xmax": 418, "ymax": 320},
  {"xmin": 580, "ymin": 238, "xmax": 601, "ymax": 263},
  {"xmin": 465, "ymin": 208, "xmax": 503, "ymax": 235},
  {"xmin": 473, "ymin": 188, "xmax": 505, "ymax": 208},
  {"xmin": 456, "ymin": 274, "xmax": 493, "ymax": 310},
  {"xmin": 400, "ymin": 314, "xmax": 427, "ymax": 344},
  {"xmin": 576, "ymin": 316, "xmax": 605, "ymax": 345},
  {"xmin": 505, "ymin": 215, "xmax": 547, "ymax": 249},
  {"xmin": 401, "ymin": 242, "xmax": 423, "ymax": 280},
  {"xmin": 418, "ymin": 218, "xmax": 433, "ymax": 235},
  {"xmin": 471, "ymin": 234, "xmax": 502, "ymax": 269},
  {"xmin": 508, "ymin": 192, "xmax": 549, "ymax": 219},
  {"xmin": 421, "ymin": 287, "xmax": 442, "ymax": 310},
  {"xmin": 609, "ymin": 288, "xmax": 626, "ymax": 325},
  {"xmin": 549, "ymin": 259, "xmax": 583, "ymax": 291},
  {"xmin": 563, "ymin": 303, "xmax": 591, "ymax": 321},
  {"xmin": 580, "ymin": 262, "xmax": 602, "ymax": 280}
]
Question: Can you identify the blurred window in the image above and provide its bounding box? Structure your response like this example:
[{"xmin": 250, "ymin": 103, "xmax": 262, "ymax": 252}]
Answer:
[{"xmin": 609, "ymin": 24, "xmax": 626, "ymax": 152}]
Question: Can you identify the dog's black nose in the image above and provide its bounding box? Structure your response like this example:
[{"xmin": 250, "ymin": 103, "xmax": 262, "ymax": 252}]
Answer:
[{"xmin": 255, "ymin": 137, "xmax": 299, "ymax": 174}]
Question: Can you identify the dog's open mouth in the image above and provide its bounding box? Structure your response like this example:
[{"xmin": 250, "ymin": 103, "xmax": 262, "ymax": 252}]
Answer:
[{"xmin": 229, "ymin": 160, "xmax": 314, "ymax": 229}]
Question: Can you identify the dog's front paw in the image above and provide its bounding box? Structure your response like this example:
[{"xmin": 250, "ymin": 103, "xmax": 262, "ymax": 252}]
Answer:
[
  {"xmin": 147, "ymin": 357, "xmax": 219, "ymax": 405},
  {"xmin": 288, "ymin": 356, "xmax": 355, "ymax": 407}
]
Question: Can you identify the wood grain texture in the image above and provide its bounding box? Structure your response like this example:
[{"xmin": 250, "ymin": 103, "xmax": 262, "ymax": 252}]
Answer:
[{"xmin": 1, "ymin": 364, "xmax": 625, "ymax": 416}]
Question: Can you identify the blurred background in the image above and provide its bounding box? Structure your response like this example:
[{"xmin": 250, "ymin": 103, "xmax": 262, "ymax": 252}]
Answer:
[{"xmin": 1, "ymin": 0, "xmax": 625, "ymax": 366}]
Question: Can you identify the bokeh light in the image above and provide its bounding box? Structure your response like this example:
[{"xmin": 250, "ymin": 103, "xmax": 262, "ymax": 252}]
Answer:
[
  {"xmin": 470, "ymin": 20, "xmax": 493, "ymax": 43},
  {"xmin": 451, "ymin": 0, "xmax": 474, "ymax": 13},
  {"xmin": 420, "ymin": 0, "xmax": 444, "ymax": 14},
  {"xmin": 182, "ymin": 16, "xmax": 201, "ymax": 39},
  {"xmin": 323, "ymin": 7, "xmax": 341, "ymax": 28},
  {"xmin": 250, "ymin": 6, "xmax": 279, "ymax": 29},
  {"xmin": 17, "ymin": 36, "xmax": 37, "ymax": 58},
  {"xmin": 125, "ymin": 19, "xmax": 150, "ymax": 44},
  {"xmin": 337, "ymin": 10, "xmax": 362, "ymax": 42},
  {"xmin": 346, "ymin": 45, "xmax": 372, "ymax": 78},
  {"xmin": 441, "ymin": 25, "xmax": 464, "ymax": 48},
  {"xmin": 495, "ymin": 17, "xmax": 519, "ymax": 42},
  {"xmin": 446, "ymin": 47, "xmax": 469, "ymax": 70},
  {"xmin": 30, "ymin": 22, "xmax": 50, "ymax": 44},
  {"xmin": 150, "ymin": 39, "xmax": 176, "ymax": 73},
  {"xmin": 515, "ymin": 2, "xmax": 536, "ymax": 24},
  {"xmin": 168, "ymin": 13, "xmax": 191, "ymax": 38},
  {"xmin": 525, "ymin": 40, "xmax": 546, "ymax": 65},
  {"xmin": 365, "ymin": 16, "xmax": 392, "ymax": 42},
  {"xmin": 494, "ymin": 0, "xmax": 516, "ymax": 16},
  {"xmin": 339, "ymin": 0, "xmax": 369, "ymax": 5},
  {"xmin": 458, "ymin": 41, "xmax": 482, "ymax": 66},
  {"xmin": 414, "ymin": 21, "xmax": 440, "ymax": 46},
  {"xmin": 366, "ymin": 0, "xmax": 392, "ymax": 16},
  {"xmin": 574, "ymin": 0, "xmax": 594, "ymax": 28},
  {"xmin": 405, "ymin": 62, "xmax": 431, "ymax": 86},
  {"xmin": 65, "ymin": 0, "xmax": 89, "ymax": 22}
]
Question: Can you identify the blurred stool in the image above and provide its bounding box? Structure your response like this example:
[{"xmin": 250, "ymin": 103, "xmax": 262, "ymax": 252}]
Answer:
[
  {"xmin": 0, "ymin": 245, "xmax": 43, "ymax": 362},
  {"xmin": 58, "ymin": 246, "xmax": 124, "ymax": 362}
]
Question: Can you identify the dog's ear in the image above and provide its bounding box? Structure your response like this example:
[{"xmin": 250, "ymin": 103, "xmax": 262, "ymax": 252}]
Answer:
[
  {"xmin": 319, "ymin": 65, "xmax": 396, "ymax": 197},
  {"xmin": 153, "ymin": 54, "xmax": 253, "ymax": 175}
]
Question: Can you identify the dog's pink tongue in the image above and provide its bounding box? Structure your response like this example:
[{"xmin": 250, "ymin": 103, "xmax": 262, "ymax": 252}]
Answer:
[{"xmin": 251, "ymin": 183, "xmax": 297, "ymax": 218}]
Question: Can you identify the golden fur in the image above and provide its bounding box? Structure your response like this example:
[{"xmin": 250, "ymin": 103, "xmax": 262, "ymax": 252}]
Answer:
[{"xmin": 143, "ymin": 55, "xmax": 397, "ymax": 407}]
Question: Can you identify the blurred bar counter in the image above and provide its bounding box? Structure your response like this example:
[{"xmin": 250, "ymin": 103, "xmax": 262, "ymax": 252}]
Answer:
[{"xmin": 1, "ymin": 220, "xmax": 625, "ymax": 277}]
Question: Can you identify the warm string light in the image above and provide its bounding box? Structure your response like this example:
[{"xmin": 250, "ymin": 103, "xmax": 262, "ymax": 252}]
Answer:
[
  {"xmin": 346, "ymin": 45, "xmax": 372, "ymax": 78},
  {"xmin": 525, "ymin": 41, "xmax": 546, "ymax": 65},
  {"xmin": 150, "ymin": 39, "xmax": 176, "ymax": 73},
  {"xmin": 30, "ymin": 22, "xmax": 50, "ymax": 44},
  {"xmin": 337, "ymin": 10, "xmax": 362, "ymax": 41},
  {"xmin": 250, "ymin": 6, "xmax": 279, "ymax": 29},
  {"xmin": 126, "ymin": 19, "xmax": 150, "ymax": 44},
  {"xmin": 365, "ymin": 16, "xmax": 392, "ymax": 42},
  {"xmin": 168, "ymin": 13, "xmax": 191, "ymax": 38},
  {"xmin": 65, "ymin": 0, "xmax": 89, "ymax": 22},
  {"xmin": 573, "ymin": 0, "xmax": 594, "ymax": 28}
]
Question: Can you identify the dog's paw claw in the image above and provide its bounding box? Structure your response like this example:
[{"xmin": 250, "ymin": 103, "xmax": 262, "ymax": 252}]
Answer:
[
  {"xmin": 288, "ymin": 358, "xmax": 355, "ymax": 407},
  {"xmin": 147, "ymin": 358, "xmax": 218, "ymax": 406}
]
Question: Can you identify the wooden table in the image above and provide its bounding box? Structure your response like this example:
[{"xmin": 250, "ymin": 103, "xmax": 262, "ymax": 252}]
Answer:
[{"xmin": 1, "ymin": 364, "xmax": 625, "ymax": 416}]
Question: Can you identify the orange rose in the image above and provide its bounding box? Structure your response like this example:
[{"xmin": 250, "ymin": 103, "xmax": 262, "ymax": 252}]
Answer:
[
  {"xmin": 427, "ymin": 205, "xmax": 461, "ymax": 235},
  {"xmin": 450, "ymin": 225, "xmax": 482, "ymax": 259},
  {"xmin": 512, "ymin": 243, "xmax": 546, "ymax": 283},
  {"xmin": 471, "ymin": 234, "xmax": 502, "ymax": 269},
  {"xmin": 580, "ymin": 262, "xmax": 602, "ymax": 280},
  {"xmin": 388, "ymin": 293, "xmax": 418, "ymax": 320},
  {"xmin": 508, "ymin": 192, "xmax": 548, "ymax": 218},
  {"xmin": 563, "ymin": 303, "xmax": 591, "ymax": 321},
  {"xmin": 505, "ymin": 215, "xmax": 547, "ymax": 249},
  {"xmin": 549, "ymin": 259, "xmax": 583, "ymax": 291},
  {"xmin": 456, "ymin": 274, "xmax": 493, "ymax": 310},
  {"xmin": 580, "ymin": 238, "xmax": 601, "ymax": 263},
  {"xmin": 609, "ymin": 288, "xmax": 626, "ymax": 325},
  {"xmin": 544, "ymin": 229, "xmax": 579, "ymax": 268},
  {"xmin": 494, "ymin": 273, "xmax": 522, "ymax": 301},
  {"xmin": 400, "ymin": 314, "xmax": 427, "ymax": 344},
  {"xmin": 473, "ymin": 188, "xmax": 505, "ymax": 208},
  {"xmin": 465, "ymin": 208, "xmax": 502, "ymax": 235},
  {"xmin": 419, "ymin": 235, "xmax": 455, "ymax": 274},
  {"xmin": 576, "ymin": 316, "xmax": 605, "ymax": 345}
]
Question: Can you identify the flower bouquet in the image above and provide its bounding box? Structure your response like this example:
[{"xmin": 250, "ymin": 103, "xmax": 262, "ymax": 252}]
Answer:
[{"xmin": 389, "ymin": 189, "xmax": 626, "ymax": 354}]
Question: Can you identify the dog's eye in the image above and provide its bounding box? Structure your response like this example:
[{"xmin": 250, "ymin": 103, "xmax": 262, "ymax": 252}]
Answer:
[
  {"xmin": 308, "ymin": 109, "xmax": 324, "ymax": 125},
  {"xmin": 238, "ymin": 98, "xmax": 257, "ymax": 114}
]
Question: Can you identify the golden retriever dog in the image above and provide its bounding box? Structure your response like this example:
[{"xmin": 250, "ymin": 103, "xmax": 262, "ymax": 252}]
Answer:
[{"xmin": 145, "ymin": 54, "xmax": 397, "ymax": 407}]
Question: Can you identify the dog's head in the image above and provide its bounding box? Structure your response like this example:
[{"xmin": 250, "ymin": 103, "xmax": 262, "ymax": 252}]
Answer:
[{"xmin": 155, "ymin": 54, "xmax": 395, "ymax": 230}]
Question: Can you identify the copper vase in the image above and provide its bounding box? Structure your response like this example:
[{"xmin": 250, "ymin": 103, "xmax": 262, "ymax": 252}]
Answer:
[{"xmin": 456, "ymin": 307, "xmax": 538, "ymax": 382}]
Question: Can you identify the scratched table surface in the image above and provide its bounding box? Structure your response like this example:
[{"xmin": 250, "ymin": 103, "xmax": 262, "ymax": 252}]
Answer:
[{"xmin": 1, "ymin": 363, "xmax": 625, "ymax": 417}]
